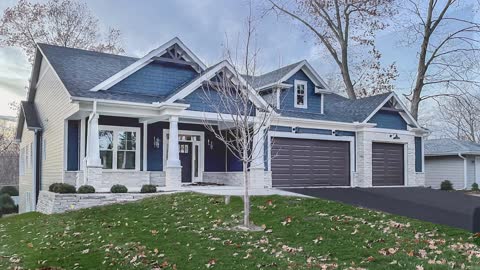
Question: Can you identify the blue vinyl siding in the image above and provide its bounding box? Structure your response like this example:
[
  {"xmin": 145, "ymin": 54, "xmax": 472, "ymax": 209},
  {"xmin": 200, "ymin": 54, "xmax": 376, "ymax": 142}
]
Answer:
[
  {"xmin": 368, "ymin": 110, "xmax": 408, "ymax": 130},
  {"xmin": 279, "ymin": 70, "xmax": 322, "ymax": 114},
  {"xmin": 67, "ymin": 120, "xmax": 79, "ymax": 171},
  {"xmin": 415, "ymin": 137, "xmax": 423, "ymax": 172},
  {"xmin": 109, "ymin": 62, "xmax": 197, "ymax": 97},
  {"xmin": 184, "ymin": 87, "xmax": 256, "ymax": 116}
]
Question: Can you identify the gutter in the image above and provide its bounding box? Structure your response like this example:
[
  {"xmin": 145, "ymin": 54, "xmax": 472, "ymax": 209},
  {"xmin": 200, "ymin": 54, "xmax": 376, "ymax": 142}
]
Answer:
[{"xmin": 458, "ymin": 153, "xmax": 468, "ymax": 189}]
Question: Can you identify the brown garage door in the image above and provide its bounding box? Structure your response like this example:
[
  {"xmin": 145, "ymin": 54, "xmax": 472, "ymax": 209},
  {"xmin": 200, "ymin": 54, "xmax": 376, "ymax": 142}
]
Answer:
[
  {"xmin": 271, "ymin": 137, "xmax": 350, "ymax": 187},
  {"xmin": 372, "ymin": 143, "xmax": 404, "ymax": 186}
]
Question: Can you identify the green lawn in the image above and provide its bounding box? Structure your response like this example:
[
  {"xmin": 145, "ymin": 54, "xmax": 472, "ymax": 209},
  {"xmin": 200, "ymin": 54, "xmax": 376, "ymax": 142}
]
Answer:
[{"xmin": 1, "ymin": 193, "xmax": 479, "ymax": 269}]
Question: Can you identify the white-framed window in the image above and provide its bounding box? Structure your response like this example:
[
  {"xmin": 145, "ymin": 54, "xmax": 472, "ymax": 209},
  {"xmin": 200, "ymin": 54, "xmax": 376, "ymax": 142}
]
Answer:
[
  {"xmin": 99, "ymin": 125, "xmax": 140, "ymax": 171},
  {"xmin": 294, "ymin": 80, "xmax": 307, "ymax": 108}
]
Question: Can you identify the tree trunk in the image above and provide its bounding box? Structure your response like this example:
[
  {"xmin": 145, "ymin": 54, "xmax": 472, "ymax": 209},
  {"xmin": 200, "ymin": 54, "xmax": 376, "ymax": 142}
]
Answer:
[
  {"xmin": 243, "ymin": 160, "xmax": 250, "ymax": 228},
  {"xmin": 340, "ymin": 41, "xmax": 357, "ymax": 100}
]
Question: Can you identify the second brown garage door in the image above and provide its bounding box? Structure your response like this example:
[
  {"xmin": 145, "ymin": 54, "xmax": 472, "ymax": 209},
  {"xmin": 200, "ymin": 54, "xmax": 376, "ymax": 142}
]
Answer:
[
  {"xmin": 372, "ymin": 143, "xmax": 404, "ymax": 186},
  {"xmin": 271, "ymin": 137, "xmax": 350, "ymax": 187}
]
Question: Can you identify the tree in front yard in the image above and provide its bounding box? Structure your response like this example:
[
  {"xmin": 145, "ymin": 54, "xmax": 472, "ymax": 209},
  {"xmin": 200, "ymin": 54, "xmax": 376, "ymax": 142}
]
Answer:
[{"xmin": 200, "ymin": 7, "xmax": 275, "ymax": 229}]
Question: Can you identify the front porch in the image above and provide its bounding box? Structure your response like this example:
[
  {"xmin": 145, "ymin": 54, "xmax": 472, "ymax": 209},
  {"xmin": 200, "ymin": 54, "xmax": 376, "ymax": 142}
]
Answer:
[{"xmin": 64, "ymin": 109, "xmax": 271, "ymax": 192}]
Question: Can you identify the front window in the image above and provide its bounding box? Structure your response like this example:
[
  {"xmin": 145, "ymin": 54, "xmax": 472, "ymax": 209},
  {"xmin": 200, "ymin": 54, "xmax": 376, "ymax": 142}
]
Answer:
[
  {"xmin": 99, "ymin": 126, "xmax": 139, "ymax": 170},
  {"xmin": 294, "ymin": 80, "xmax": 307, "ymax": 108}
]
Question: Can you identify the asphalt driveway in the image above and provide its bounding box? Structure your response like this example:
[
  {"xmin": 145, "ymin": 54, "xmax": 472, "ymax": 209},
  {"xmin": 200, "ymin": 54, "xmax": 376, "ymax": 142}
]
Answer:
[{"xmin": 283, "ymin": 187, "xmax": 480, "ymax": 232}]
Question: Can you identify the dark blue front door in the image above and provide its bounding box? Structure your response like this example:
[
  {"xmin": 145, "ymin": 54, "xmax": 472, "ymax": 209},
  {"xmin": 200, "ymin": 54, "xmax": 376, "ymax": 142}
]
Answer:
[{"xmin": 179, "ymin": 142, "xmax": 192, "ymax": 183}]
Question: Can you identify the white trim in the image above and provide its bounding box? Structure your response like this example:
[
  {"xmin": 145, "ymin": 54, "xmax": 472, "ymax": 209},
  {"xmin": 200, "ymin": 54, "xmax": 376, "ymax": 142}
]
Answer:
[
  {"xmin": 362, "ymin": 92, "xmax": 422, "ymax": 129},
  {"xmin": 143, "ymin": 122, "xmax": 148, "ymax": 171},
  {"xmin": 162, "ymin": 129, "xmax": 205, "ymax": 182},
  {"xmin": 98, "ymin": 125, "xmax": 141, "ymax": 171},
  {"xmin": 90, "ymin": 37, "xmax": 206, "ymax": 92},
  {"xmin": 63, "ymin": 120, "xmax": 68, "ymax": 173},
  {"xmin": 294, "ymin": 80, "xmax": 308, "ymax": 109},
  {"xmin": 164, "ymin": 61, "xmax": 271, "ymax": 111},
  {"xmin": 268, "ymin": 131, "xmax": 355, "ymax": 187},
  {"xmin": 320, "ymin": 93, "xmax": 324, "ymax": 114},
  {"xmin": 271, "ymin": 60, "xmax": 332, "ymax": 93},
  {"xmin": 421, "ymin": 136, "xmax": 425, "ymax": 173},
  {"xmin": 458, "ymin": 153, "xmax": 468, "ymax": 189},
  {"xmin": 35, "ymin": 59, "xmax": 50, "ymax": 88},
  {"xmin": 276, "ymin": 88, "xmax": 281, "ymax": 109}
]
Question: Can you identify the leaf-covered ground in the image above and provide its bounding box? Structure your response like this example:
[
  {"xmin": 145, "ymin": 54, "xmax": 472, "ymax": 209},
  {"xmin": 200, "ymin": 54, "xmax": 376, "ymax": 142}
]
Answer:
[{"xmin": 1, "ymin": 193, "xmax": 479, "ymax": 269}]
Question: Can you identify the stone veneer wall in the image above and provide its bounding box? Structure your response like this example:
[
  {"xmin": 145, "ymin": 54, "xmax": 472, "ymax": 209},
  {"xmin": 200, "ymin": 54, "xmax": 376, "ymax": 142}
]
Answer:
[
  {"xmin": 63, "ymin": 171, "xmax": 166, "ymax": 191},
  {"xmin": 202, "ymin": 171, "xmax": 272, "ymax": 188},
  {"xmin": 354, "ymin": 130, "xmax": 424, "ymax": 187},
  {"xmin": 36, "ymin": 190, "xmax": 163, "ymax": 214}
]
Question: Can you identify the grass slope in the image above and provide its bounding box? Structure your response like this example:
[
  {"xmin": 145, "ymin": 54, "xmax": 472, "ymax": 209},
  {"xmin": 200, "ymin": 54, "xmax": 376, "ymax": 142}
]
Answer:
[{"xmin": 1, "ymin": 193, "xmax": 479, "ymax": 269}]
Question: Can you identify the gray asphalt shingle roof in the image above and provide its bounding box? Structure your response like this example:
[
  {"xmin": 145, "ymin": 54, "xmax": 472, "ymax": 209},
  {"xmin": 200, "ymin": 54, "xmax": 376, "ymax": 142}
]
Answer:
[
  {"xmin": 425, "ymin": 139, "xmax": 480, "ymax": 156},
  {"xmin": 38, "ymin": 44, "xmax": 393, "ymax": 124},
  {"xmin": 243, "ymin": 61, "xmax": 303, "ymax": 89},
  {"xmin": 21, "ymin": 101, "xmax": 41, "ymax": 129}
]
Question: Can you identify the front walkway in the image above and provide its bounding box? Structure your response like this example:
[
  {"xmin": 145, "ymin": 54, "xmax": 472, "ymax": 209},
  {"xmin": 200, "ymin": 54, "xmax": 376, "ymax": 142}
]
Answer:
[
  {"xmin": 158, "ymin": 185, "xmax": 311, "ymax": 197},
  {"xmin": 284, "ymin": 187, "xmax": 480, "ymax": 232}
]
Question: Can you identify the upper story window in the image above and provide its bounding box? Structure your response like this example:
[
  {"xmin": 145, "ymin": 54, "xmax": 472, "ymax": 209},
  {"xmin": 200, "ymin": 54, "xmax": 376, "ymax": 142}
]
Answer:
[{"xmin": 294, "ymin": 80, "xmax": 307, "ymax": 108}]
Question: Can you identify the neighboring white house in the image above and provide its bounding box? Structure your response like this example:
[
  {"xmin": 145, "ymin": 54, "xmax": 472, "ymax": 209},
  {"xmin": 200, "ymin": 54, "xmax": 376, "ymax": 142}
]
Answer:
[
  {"xmin": 16, "ymin": 37, "xmax": 428, "ymax": 213},
  {"xmin": 425, "ymin": 139, "xmax": 480, "ymax": 189}
]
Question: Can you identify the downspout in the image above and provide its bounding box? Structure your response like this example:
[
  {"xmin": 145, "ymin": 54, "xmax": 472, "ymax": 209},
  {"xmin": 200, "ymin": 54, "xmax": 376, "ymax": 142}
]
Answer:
[
  {"xmin": 458, "ymin": 153, "xmax": 467, "ymax": 189},
  {"xmin": 32, "ymin": 130, "xmax": 38, "ymax": 211}
]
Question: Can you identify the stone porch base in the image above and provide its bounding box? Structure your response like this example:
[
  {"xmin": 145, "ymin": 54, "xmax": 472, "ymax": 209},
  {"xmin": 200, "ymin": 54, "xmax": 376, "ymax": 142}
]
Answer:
[{"xmin": 36, "ymin": 190, "xmax": 169, "ymax": 214}]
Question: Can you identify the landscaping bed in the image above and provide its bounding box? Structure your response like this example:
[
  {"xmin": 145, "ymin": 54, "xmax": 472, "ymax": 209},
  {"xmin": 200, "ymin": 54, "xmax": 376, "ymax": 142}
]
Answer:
[{"xmin": 0, "ymin": 193, "xmax": 479, "ymax": 269}]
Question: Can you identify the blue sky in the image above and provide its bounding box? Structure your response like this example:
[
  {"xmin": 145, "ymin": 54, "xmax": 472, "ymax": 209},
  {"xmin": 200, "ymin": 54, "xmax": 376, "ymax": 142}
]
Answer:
[{"xmin": 0, "ymin": 0, "xmax": 437, "ymax": 117}]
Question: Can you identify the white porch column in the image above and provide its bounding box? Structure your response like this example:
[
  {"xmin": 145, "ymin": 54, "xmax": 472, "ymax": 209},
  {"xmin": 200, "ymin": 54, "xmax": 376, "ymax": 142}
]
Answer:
[
  {"xmin": 249, "ymin": 122, "xmax": 266, "ymax": 189},
  {"xmin": 85, "ymin": 108, "xmax": 103, "ymax": 188},
  {"xmin": 165, "ymin": 116, "xmax": 182, "ymax": 188}
]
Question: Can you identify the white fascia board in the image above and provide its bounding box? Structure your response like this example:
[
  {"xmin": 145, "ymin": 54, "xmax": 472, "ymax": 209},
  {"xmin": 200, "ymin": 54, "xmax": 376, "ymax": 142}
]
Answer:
[
  {"xmin": 90, "ymin": 37, "xmax": 207, "ymax": 92},
  {"xmin": 273, "ymin": 115, "xmax": 363, "ymax": 131},
  {"xmin": 256, "ymin": 82, "xmax": 292, "ymax": 92},
  {"xmin": 275, "ymin": 60, "xmax": 332, "ymax": 93},
  {"xmin": 164, "ymin": 61, "xmax": 271, "ymax": 111}
]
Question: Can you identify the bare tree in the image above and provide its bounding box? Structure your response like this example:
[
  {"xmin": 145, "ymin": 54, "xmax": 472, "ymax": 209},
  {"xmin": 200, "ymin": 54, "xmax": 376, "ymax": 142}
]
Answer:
[
  {"xmin": 400, "ymin": 0, "xmax": 480, "ymax": 120},
  {"xmin": 436, "ymin": 93, "xmax": 480, "ymax": 142},
  {"xmin": 0, "ymin": 0, "xmax": 124, "ymax": 62},
  {"xmin": 268, "ymin": 0, "xmax": 397, "ymax": 99},
  {"xmin": 200, "ymin": 8, "xmax": 274, "ymax": 229}
]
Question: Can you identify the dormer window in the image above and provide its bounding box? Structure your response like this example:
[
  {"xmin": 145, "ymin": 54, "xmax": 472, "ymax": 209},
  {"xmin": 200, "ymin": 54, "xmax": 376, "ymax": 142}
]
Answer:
[{"xmin": 294, "ymin": 80, "xmax": 307, "ymax": 108}]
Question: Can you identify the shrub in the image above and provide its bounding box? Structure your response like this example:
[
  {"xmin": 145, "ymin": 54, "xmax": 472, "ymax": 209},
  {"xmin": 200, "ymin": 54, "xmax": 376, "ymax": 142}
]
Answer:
[
  {"xmin": 48, "ymin": 183, "xmax": 62, "ymax": 192},
  {"xmin": 0, "ymin": 186, "xmax": 18, "ymax": 196},
  {"xmin": 472, "ymin": 183, "xmax": 479, "ymax": 191},
  {"xmin": 111, "ymin": 184, "xmax": 128, "ymax": 193},
  {"xmin": 140, "ymin": 184, "xmax": 157, "ymax": 193},
  {"xmin": 77, "ymin": 185, "xmax": 95, "ymax": 194},
  {"xmin": 49, "ymin": 183, "xmax": 76, "ymax": 194},
  {"xmin": 440, "ymin": 180, "xmax": 454, "ymax": 191},
  {"xmin": 0, "ymin": 194, "xmax": 16, "ymax": 214}
]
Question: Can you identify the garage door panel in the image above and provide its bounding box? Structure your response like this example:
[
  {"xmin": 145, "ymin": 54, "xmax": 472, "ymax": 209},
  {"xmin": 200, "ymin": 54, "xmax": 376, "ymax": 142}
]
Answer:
[
  {"xmin": 271, "ymin": 137, "xmax": 350, "ymax": 187},
  {"xmin": 372, "ymin": 143, "xmax": 404, "ymax": 186}
]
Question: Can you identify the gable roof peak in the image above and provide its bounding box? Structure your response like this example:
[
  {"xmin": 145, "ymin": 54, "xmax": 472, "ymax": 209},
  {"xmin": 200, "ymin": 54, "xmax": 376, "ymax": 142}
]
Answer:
[{"xmin": 89, "ymin": 37, "xmax": 206, "ymax": 92}]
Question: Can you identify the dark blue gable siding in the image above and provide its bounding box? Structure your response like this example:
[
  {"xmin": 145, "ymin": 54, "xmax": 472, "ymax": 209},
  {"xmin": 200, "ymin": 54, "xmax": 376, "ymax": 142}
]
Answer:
[
  {"xmin": 278, "ymin": 70, "xmax": 323, "ymax": 114},
  {"xmin": 184, "ymin": 87, "xmax": 256, "ymax": 116},
  {"xmin": 109, "ymin": 62, "xmax": 197, "ymax": 97},
  {"xmin": 415, "ymin": 137, "xmax": 423, "ymax": 172},
  {"xmin": 67, "ymin": 120, "xmax": 79, "ymax": 171},
  {"xmin": 368, "ymin": 110, "xmax": 408, "ymax": 130}
]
